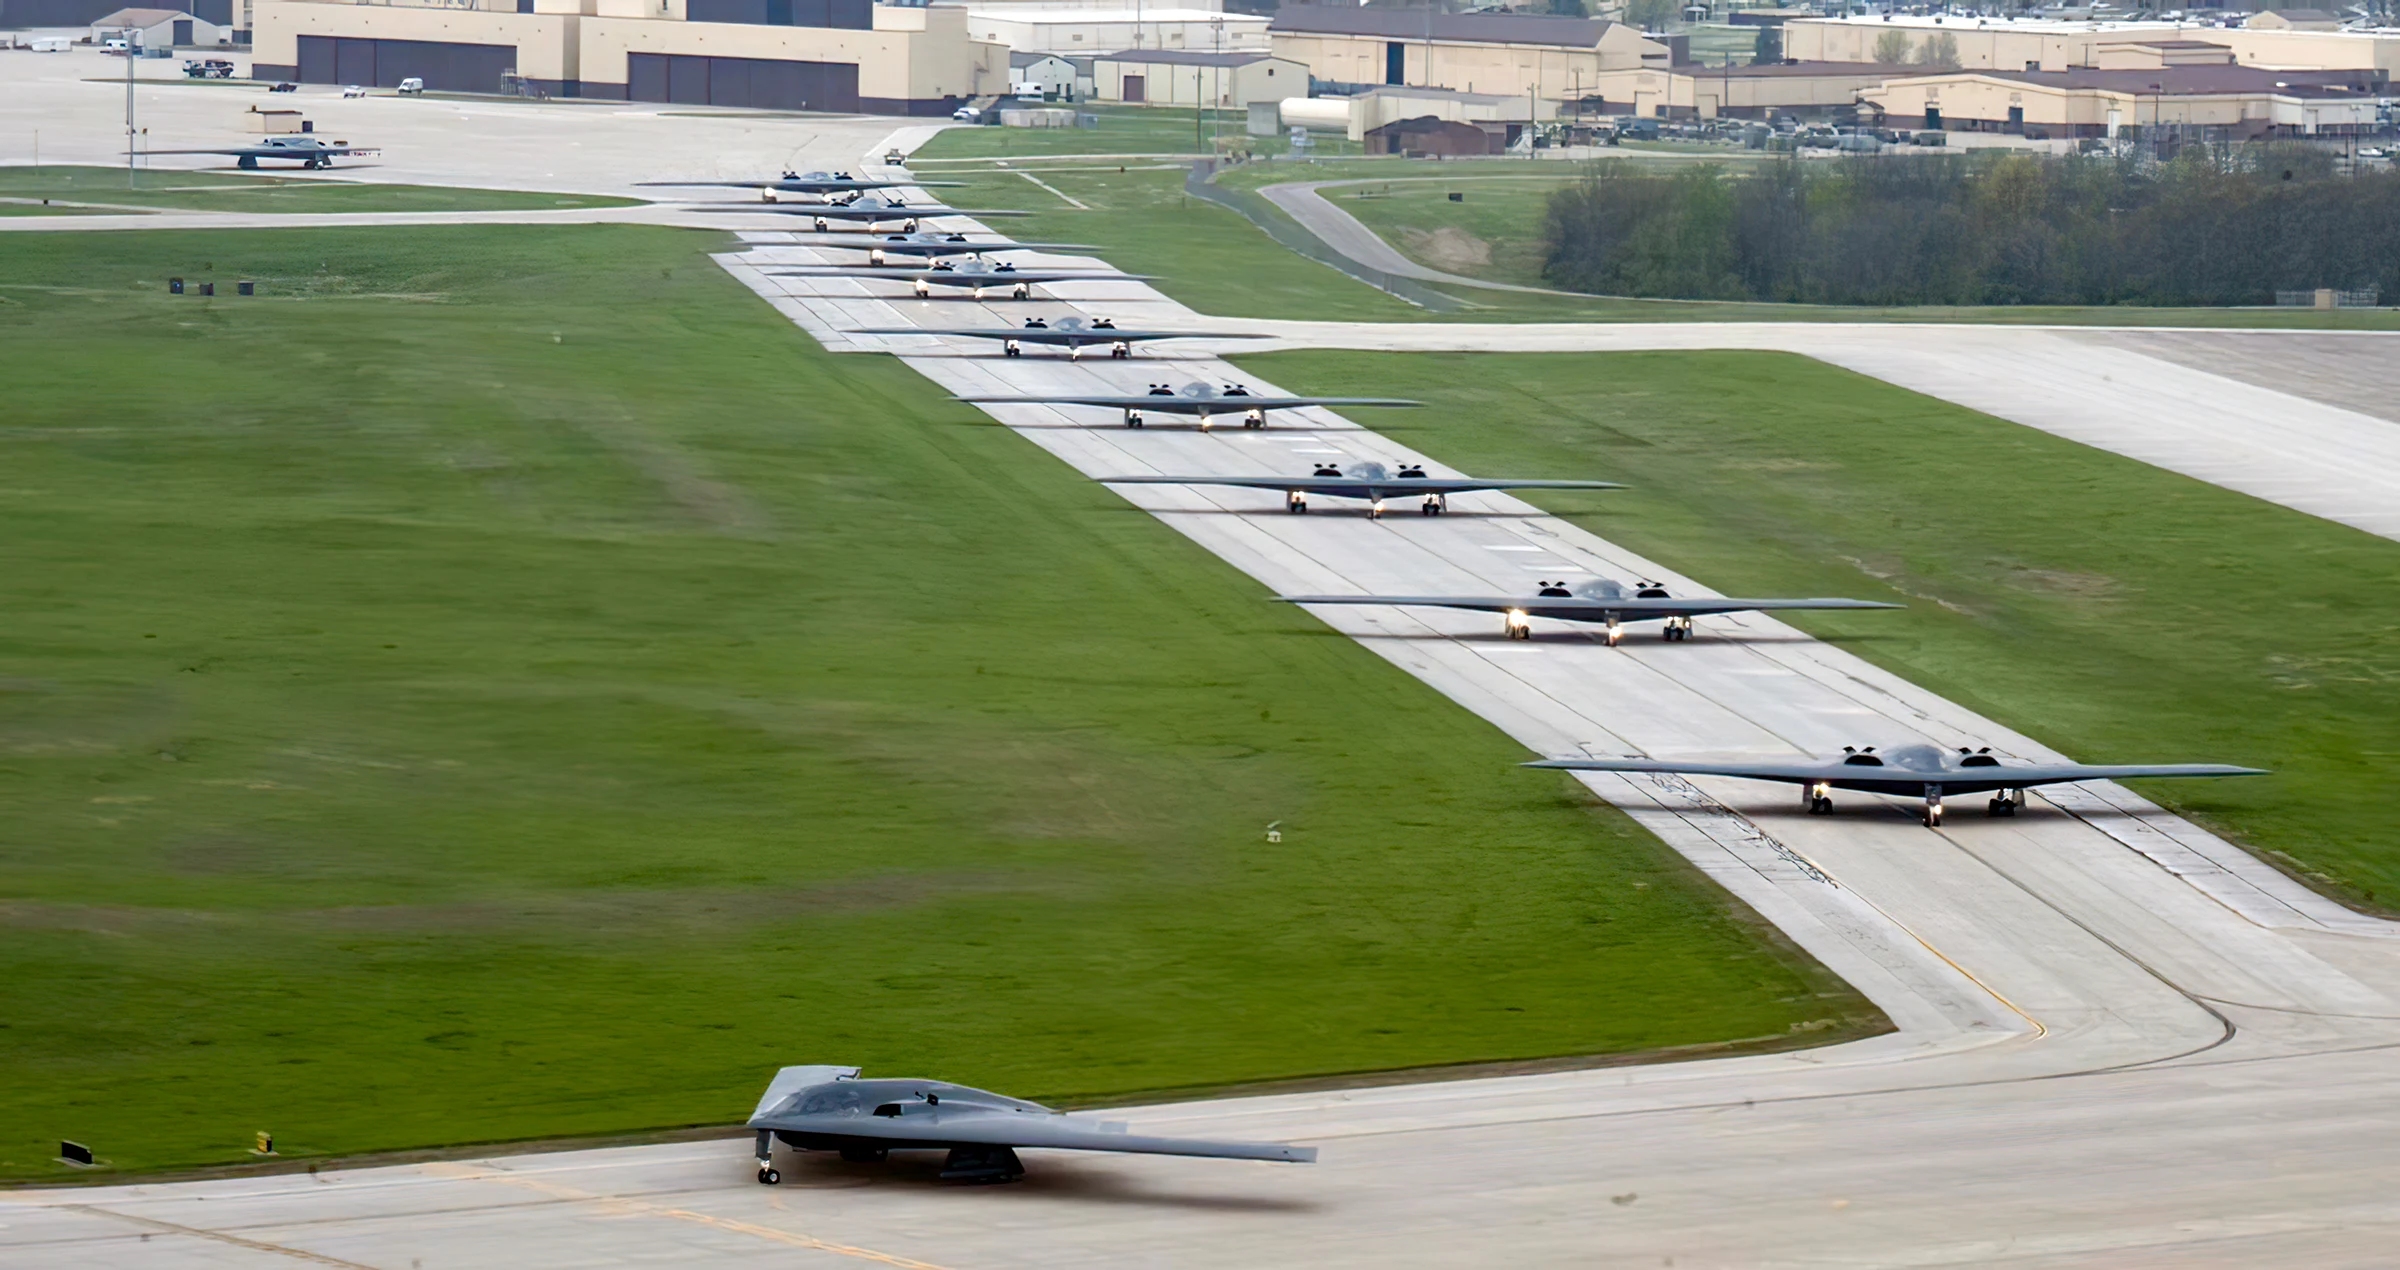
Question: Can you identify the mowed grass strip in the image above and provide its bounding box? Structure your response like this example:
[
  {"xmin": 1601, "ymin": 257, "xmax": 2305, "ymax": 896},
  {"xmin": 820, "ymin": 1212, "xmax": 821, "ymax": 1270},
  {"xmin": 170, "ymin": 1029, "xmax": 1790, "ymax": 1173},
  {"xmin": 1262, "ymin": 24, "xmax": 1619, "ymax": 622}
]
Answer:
[
  {"xmin": 0, "ymin": 227, "xmax": 1870, "ymax": 1179},
  {"xmin": 0, "ymin": 166, "xmax": 637, "ymax": 214},
  {"xmin": 1239, "ymin": 349, "xmax": 2400, "ymax": 906}
]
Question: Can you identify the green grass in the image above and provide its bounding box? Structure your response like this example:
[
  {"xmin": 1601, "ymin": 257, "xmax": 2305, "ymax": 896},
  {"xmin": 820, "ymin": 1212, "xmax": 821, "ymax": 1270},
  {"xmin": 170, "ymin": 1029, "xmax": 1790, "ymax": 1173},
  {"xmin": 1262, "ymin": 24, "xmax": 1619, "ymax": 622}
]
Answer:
[
  {"xmin": 0, "ymin": 167, "xmax": 637, "ymax": 214},
  {"xmin": 1330, "ymin": 178, "xmax": 1573, "ymax": 287},
  {"xmin": 911, "ymin": 105, "xmax": 1252, "ymax": 161},
  {"xmin": 934, "ymin": 163, "xmax": 1429, "ymax": 320},
  {"xmin": 1236, "ymin": 349, "xmax": 2400, "ymax": 908},
  {"xmin": 0, "ymin": 226, "xmax": 1873, "ymax": 1180}
]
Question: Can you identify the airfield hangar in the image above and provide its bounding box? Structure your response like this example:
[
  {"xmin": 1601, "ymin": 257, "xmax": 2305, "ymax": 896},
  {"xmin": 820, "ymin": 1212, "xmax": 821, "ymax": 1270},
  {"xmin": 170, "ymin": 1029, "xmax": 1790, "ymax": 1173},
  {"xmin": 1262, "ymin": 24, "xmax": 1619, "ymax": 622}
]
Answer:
[{"xmin": 249, "ymin": 0, "xmax": 1007, "ymax": 112}]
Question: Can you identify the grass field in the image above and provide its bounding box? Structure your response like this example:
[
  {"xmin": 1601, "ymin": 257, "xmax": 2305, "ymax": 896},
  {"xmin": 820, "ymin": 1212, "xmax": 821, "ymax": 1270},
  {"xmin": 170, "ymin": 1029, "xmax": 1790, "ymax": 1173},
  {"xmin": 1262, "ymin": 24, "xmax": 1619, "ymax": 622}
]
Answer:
[
  {"xmin": 1237, "ymin": 349, "xmax": 2400, "ymax": 909},
  {"xmin": 0, "ymin": 225, "xmax": 1874, "ymax": 1180},
  {"xmin": 910, "ymin": 106, "xmax": 1250, "ymax": 161},
  {"xmin": 0, "ymin": 166, "xmax": 636, "ymax": 214}
]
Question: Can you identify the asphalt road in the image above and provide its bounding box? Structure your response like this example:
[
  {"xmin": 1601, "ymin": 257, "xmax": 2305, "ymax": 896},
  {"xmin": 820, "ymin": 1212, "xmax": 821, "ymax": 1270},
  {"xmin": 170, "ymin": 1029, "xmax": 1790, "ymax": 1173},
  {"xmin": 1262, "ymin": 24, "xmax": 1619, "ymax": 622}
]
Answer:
[{"xmin": 10, "ymin": 72, "xmax": 2400, "ymax": 1267}]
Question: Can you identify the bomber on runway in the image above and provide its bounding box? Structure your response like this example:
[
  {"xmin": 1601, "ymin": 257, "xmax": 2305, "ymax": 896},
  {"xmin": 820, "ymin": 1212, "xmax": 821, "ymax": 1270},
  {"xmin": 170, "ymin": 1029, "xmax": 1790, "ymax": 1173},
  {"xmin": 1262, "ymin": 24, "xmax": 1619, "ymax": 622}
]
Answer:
[
  {"xmin": 851, "ymin": 316, "xmax": 1273, "ymax": 360},
  {"xmin": 805, "ymin": 231, "xmax": 1102, "ymax": 266},
  {"xmin": 692, "ymin": 195, "xmax": 1028, "ymax": 233},
  {"xmin": 747, "ymin": 1065, "xmax": 1317, "ymax": 1184},
  {"xmin": 1103, "ymin": 461, "xmax": 1622, "ymax": 516},
  {"xmin": 640, "ymin": 170, "xmax": 961, "ymax": 198},
  {"xmin": 772, "ymin": 259, "xmax": 1155, "ymax": 300},
  {"xmin": 140, "ymin": 136, "xmax": 379, "ymax": 170},
  {"xmin": 959, "ymin": 379, "xmax": 1421, "ymax": 428},
  {"xmin": 1527, "ymin": 743, "xmax": 2267, "ymax": 826},
  {"xmin": 1277, "ymin": 576, "xmax": 1899, "ymax": 644}
]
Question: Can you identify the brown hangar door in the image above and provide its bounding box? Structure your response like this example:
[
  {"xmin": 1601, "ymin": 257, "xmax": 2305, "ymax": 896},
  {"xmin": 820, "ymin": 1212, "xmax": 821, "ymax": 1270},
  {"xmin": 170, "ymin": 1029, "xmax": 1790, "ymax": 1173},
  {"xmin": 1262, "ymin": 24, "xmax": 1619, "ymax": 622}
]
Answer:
[
  {"xmin": 1121, "ymin": 73, "xmax": 1145, "ymax": 103},
  {"xmin": 625, "ymin": 53, "xmax": 860, "ymax": 113}
]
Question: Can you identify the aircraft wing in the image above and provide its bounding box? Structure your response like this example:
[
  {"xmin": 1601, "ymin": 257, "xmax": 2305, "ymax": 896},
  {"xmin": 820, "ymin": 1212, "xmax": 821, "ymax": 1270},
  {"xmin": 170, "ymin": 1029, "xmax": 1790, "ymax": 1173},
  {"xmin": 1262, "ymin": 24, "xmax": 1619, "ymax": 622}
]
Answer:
[
  {"xmin": 1524, "ymin": 756, "xmax": 1864, "ymax": 786},
  {"xmin": 752, "ymin": 1108, "xmax": 1314, "ymax": 1162},
  {"xmin": 694, "ymin": 206, "xmax": 1030, "ymax": 217},
  {"xmin": 793, "ymin": 239, "xmax": 1103, "ymax": 251},
  {"xmin": 141, "ymin": 146, "xmax": 379, "ymax": 157},
  {"xmin": 1524, "ymin": 756, "xmax": 2267, "ymax": 788},
  {"xmin": 1276, "ymin": 595, "xmax": 1900, "ymax": 617},
  {"xmin": 1102, "ymin": 477, "xmax": 1624, "ymax": 496},
  {"xmin": 851, "ymin": 328, "xmax": 1274, "ymax": 344},
  {"xmin": 637, "ymin": 179, "xmax": 965, "ymax": 189},
  {"xmin": 955, "ymin": 395, "xmax": 1422, "ymax": 410}
]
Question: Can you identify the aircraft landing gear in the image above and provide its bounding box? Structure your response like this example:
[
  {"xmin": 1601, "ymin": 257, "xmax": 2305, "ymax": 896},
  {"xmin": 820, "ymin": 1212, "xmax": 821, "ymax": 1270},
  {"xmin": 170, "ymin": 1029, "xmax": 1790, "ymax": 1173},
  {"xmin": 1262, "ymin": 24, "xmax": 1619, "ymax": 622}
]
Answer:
[
  {"xmin": 1012, "ymin": 285, "xmax": 1030, "ymax": 300},
  {"xmin": 238, "ymin": 155, "xmax": 260, "ymax": 169},
  {"xmin": 1003, "ymin": 339, "xmax": 1022, "ymax": 358},
  {"xmin": 1110, "ymin": 341, "xmax": 1131, "ymax": 359},
  {"xmin": 1244, "ymin": 409, "xmax": 1265, "ymax": 429},
  {"xmin": 1663, "ymin": 616, "xmax": 1694, "ymax": 641},
  {"xmin": 1421, "ymin": 494, "xmax": 1446, "ymax": 516},
  {"xmin": 1803, "ymin": 782, "xmax": 1833, "ymax": 815},
  {"xmin": 758, "ymin": 1167, "xmax": 781, "ymax": 1185},
  {"xmin": 754, "ymin": 1129, "xmax": 779, "ymax": 1184},
  {"xmin": 940, "ymin": 1145, "xmax": 1023, "ymax": 1184},
  {"xmin": 914, "ymin": 279, "xmax": 931, "ymax": 298},
  {"xmin": 1603, "ymin": 619, "xmax": 1624, "ymax": 648},
  {"xmin": 814, "ymin": 217, "xmax": 829, "ymax": 232},
  {"xmin": 1124, "ymin": 409, "xmax": 1144, "ymax": 428},
  {"xmin": 1368, "ymin": 498, "xmax": 1385, "ymax": 521},
  {"xmin": 1988, "ymin": 789, "xmax": 2024, "ymax": 818},
  {"xmin": 1923, "ymin": 788, "xmax": 1945, "ymax": 829},
  {"xmin": 1288, "ymin": 492, "xmax": 1308, "ymax": 514},
  {"xmin": 1505, "ymin": 610, "xmax": 1531, "ymax": 640}
]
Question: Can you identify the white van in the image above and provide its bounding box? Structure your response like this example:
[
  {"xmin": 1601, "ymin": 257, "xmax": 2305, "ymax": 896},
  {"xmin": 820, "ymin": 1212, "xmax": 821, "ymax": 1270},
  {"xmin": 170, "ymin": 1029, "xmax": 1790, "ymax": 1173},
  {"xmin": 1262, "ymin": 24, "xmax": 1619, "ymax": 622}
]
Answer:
[{"xmin": 396, "ymin": 76, "xmax": 425, "ymax": 94}]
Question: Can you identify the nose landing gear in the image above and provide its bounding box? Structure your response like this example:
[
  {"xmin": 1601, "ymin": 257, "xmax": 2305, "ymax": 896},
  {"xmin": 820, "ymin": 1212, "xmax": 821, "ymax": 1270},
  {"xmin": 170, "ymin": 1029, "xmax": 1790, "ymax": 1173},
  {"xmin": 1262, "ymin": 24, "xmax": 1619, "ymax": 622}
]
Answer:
[
  {"xmin": 1987, "ymin": 788, "xmax": 2024, "ymax": 817},
  {"xmin": 1421, "ymin": 494, "xmax": 1447, "ymax": 516},
  {"xmin": 1505, "ymin": 609, "xmax": 1531, "ymax": 640},
  {"xmin": 1802, "ymin": 782, "xmax": 1834, "ymax": 815},
  {"xmin": 1288, "ymin": 491, "xmax": 1308, "ymax": 514}
]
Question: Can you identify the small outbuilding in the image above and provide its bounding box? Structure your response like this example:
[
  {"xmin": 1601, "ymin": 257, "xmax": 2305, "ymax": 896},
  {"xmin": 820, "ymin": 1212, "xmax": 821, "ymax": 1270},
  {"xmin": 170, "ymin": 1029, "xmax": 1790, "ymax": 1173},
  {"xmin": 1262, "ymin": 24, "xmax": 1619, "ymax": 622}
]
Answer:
[
  {"xmin": 1092, "ymin": 49, "xmax": 1305, "ymax": 107},
  {"xmin": 2243, "ymin": 8, "xmax": 2343, "ymax": 30},
  {"xmin": 90, "ymin": 7, "xmax": 223, "ymax": 48},
  {"xmin": 1365, "ymin": 114, "xmax": 1518, "ymax": 156},
  {"xmin": 1010, "ymin": 51, "xmax": 1091, "ymax": 99}
]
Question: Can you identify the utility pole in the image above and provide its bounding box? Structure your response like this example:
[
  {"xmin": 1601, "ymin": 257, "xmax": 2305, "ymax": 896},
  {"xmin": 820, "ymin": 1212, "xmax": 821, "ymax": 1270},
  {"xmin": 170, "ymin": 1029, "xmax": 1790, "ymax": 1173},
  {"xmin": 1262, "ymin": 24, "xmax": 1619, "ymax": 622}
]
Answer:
[{"xmin": 125, "ymin": 39, "xmax": 136, "ymax": 189}]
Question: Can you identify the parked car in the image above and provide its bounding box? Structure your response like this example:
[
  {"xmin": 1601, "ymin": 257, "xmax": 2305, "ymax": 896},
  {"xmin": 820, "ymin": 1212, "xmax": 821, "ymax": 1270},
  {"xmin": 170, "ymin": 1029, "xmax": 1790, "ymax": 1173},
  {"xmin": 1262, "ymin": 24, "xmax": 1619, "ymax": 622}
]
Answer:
[
  {"xmin": 269, "ymin": 81, "xmax": 298, "ymax": 92},
  {"xmin": 342, "ymin": 84, "xmax": 368, "ymax": 97},
  {"xmin": 183, "ymin": 58, "xmax": 235, "ymax": 78},
  {"xmin": 951, "ymin": 105, "xmax": 981, "ymax": 122},
  {"xmin": 396, "ymin": 77, "xmax": 424, "ymax": 94}
]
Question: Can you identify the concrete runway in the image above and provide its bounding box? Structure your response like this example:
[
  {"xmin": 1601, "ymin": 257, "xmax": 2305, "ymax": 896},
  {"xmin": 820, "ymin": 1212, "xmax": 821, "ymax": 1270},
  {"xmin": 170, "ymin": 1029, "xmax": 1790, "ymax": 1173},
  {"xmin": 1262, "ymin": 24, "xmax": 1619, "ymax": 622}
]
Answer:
[{"xmin": 11, "ymin": 72, "xmax": 2400, "ymax": 1266}]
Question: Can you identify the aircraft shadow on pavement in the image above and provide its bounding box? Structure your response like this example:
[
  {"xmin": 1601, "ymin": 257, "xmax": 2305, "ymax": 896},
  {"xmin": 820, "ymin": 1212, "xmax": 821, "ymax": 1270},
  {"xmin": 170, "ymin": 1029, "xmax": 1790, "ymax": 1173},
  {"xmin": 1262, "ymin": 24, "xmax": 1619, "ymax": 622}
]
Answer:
[
  {"xmin": 780, "ymin": 1153, "xmax": 1322, "ymax": 1214},
  {"xmin": 1096, "ymin": 504, "xmax": 1554, "ymax": 520}
]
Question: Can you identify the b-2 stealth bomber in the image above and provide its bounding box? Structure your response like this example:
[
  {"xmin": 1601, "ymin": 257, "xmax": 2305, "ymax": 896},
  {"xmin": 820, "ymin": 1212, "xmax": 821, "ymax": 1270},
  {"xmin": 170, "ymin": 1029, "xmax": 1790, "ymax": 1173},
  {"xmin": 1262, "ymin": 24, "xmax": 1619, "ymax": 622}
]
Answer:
[
  {"xmin": 747, "ymin": 1065, "xmax": 1318, "ymax": 1184},
  {"xmin": 1526, "ymin": 742, "xmax": 2266, "ymax": 826},
  {"xmin": 640, "ymin": 170, "xmax": 961, "ymax": 199},
  {"xmin": 851, "ymin": 316, "xmax": 1272, "ymax": 360},
  {"xmin": 694, "ymin": 195, "xmax": 1028, "ymax": 233},
  {"xmin": 140, "ymin": 135, "xmax": 379, "ymax": 170},
  {"xmin": 802, "ymin": 231, "xmax": 1101, "ymax": 266},
  {"xmin": 1276, "ymin": 576, "xmax": 1899, "ymax": 644},
  {"xmin": 771, "ymin": 259, "xmax": 1155, "ymax": 300},
  {"xmin": 957, "ymin": 379, "xmax": 1421, "ymax": 428},
  {"xmin": 1103, "ymin": 461, "xmax": 1623, "ymax": 517}
]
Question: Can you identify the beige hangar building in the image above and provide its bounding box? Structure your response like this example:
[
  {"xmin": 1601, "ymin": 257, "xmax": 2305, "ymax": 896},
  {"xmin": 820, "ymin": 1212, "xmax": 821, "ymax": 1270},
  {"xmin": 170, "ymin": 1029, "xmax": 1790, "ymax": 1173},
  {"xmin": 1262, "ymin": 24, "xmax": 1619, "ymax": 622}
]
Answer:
[
  {"xmin": 1783, "ymin": 14, "xmax": 2400, "ymax": 76},
  {"xmin": 251, "ymin": 0, "xmax": 1007, "ymax": 112},
  {"xmin": 1268, "ymin": 7, "xmax": 1670, "ymax": 99}
]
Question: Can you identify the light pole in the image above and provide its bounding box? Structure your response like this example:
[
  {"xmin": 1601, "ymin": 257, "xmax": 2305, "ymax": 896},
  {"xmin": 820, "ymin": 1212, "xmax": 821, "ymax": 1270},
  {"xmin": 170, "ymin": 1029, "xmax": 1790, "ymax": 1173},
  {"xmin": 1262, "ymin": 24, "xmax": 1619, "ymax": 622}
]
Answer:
[{"xmin": 126, "ymin": 38, "xmax": 136, "ymax": 189}]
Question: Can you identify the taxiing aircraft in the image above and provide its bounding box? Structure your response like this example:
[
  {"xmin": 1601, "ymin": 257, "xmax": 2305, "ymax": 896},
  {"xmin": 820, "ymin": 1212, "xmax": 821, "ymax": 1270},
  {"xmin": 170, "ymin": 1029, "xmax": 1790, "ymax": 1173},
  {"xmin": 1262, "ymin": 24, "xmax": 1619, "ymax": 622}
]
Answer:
[
  {"xmin": 747, "ymin": 1065, "xmax": 1317, "ymax": 1185},
  {"xmin": 140, "ymin": 136, "xmax": 378, "ymax": 170},
  {"xmin": 639, "ymin": 170, "xmax": 961, "ymax": 199},
  {"xmin": 799, "ymin": 231, "xmax": 1101, "ymax": 266},
  {"xmin": 851, "ymin": 315, "xmax": 1272, "ymax": 360},
  {"xmin": 1103, "ymin": 461, "xmax": 1623, "ymax": 517},
  {"xmin": 1275, "ymin": 575, "xmax": 1899, "ymax": 645},
  {"xmin": 1526, "ymin": 742, "xmax": 2266, "ymax": 826},
  {"xmin": 770, "ymin": 259, "xmax": 1154, "ymax": 300},
  {"xmin": 957, "ymin": 379, "xmax": 1421, "ymax": 428},
  {"xmin": 694, "ymin": 195, "xmax": 1028, "ymax": 233}
]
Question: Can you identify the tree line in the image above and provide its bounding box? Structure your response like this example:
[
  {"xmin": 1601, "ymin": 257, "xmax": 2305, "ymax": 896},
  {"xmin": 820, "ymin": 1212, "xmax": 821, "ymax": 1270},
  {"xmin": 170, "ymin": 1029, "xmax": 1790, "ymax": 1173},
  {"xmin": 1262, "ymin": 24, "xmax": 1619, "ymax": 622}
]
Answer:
[{"xmin": 1540, "ymin": 150, "xmax": 2400, "ymax": 306}]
